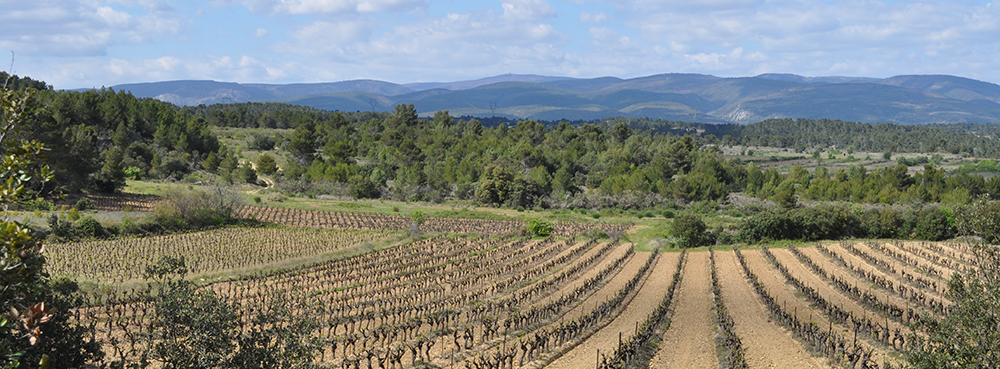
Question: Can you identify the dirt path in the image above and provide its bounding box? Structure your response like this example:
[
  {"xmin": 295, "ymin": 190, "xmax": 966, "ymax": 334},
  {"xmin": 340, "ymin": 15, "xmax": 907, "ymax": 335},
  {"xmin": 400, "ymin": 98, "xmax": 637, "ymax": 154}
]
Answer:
[
  {"xmin": 741, "ymin": 250, "xmax": 833, "ymax": 329},
  {"xmin": 649, "ymin": 252, "xmax": 717, "ymax": 369},
  {"xmin": 544, "ymin": 252, "xmax": 680, "ymax": 369},
  {"xmin": 714, "ymin": 251, "xmax": 829, "ymax": 369}
]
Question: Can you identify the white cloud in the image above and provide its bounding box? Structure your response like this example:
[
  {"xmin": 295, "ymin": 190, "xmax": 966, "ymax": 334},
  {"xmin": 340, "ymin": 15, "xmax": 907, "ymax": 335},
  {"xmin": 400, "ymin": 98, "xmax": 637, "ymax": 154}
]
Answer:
[
  {"xmin": 231, "ymin": 0, "xmax": 430, "ymax": 15},
  {"xmin": 0, "ymin": 0, "xmax": 186, "ymax": 57},
  {"xmin": 580, "ymin": 11, "xmax": 607, "ymax": 23},
  {"xmin": 502, "ymin": 0, "xmax": 557, "ymax": 21},
  {"xmin": 253, "ymin": 27, "xmax": 269, "ymax": 37}
]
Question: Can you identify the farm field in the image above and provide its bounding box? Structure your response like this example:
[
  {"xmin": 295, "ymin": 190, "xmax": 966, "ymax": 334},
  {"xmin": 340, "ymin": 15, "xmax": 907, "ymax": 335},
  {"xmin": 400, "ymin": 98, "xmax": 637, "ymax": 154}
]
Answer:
[{"xmin": 43, "ymin": 205, "xmax": 973, "ymax": 368}]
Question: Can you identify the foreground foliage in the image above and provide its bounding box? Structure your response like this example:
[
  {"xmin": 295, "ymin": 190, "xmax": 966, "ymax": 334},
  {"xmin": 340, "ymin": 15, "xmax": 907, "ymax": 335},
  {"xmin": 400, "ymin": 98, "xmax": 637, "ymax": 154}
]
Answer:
[
  {"xmin": 905, "ymin": 197, "xmax": 1000, "ymax": 368},
  {"xmin": 1, "ymin": 82, "xmax": 100, "ymax": 368}
]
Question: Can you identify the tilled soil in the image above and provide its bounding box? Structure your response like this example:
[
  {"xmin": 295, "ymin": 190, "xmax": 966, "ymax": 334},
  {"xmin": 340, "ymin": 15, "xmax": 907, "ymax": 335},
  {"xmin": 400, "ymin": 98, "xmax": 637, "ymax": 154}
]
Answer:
[
  {"xmin": 544, "ymin": 252, "xmax": 681, "ymax": 369},
  {"xmin": 801, "ymin": 246, "xmax": 948, "ymax": 313},
  {"xmin": 649, "ymin": 252, "xmax": 717, "ymax": 369},
  {"xmin": 827, "ymin": 243, "xmax": 945, "ymax": 297},
  {"xmin": 858, "ymin": 241, "xmax": 954, "ymax": 280},
  {"xmin": 534, "ymin": 242, "xmax": 633, "ymax": 306},
  {"xmin": 555, "ymin": 251, "xmax": 652, "ymax": 322},
  {"xmin": 768, "ymin": 248, "xmax": 901, "ymax": 364},
  {"xmin": 714, "ymin": 250, "xmax": 829, "ymax": 369}
]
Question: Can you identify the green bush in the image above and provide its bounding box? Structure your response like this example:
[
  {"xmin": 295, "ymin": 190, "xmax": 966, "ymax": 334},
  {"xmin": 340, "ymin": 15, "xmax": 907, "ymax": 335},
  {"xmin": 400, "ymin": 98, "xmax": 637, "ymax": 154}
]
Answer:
[
  {"xmin": 672, "ymin": 214, "xmax": 710, "ymax": 248},
  {"xmin": 527, "ymin": 218, "xmax": 553, "ymax": 237},
  {"xmin": 74, "ymin": 197, "xmax": 94, "ymax": 211},
  {"xmin": 21, "ymin": 198, "xmax": 52, "ymax": 211},
  {"xmin": 76, "ymin": 217, "xmax": 106, "ymax": 239},
  {"xmin": 914, "ymin": 206, "xmax": 955, "ymax": 241},
  {"xmin": 347, "ymin": 174, "xmax": 380, "ymax": 199},
  {"xmin": 738, "ymin": 205, "xmax": 862, "ymax": 243},
  {"xmin": 248, "ymin": 135, "xmax": 276, "ymax": 151},
  {"xmin": 860, "ymin": 208, "xmax": 906, "ymax": 239}
]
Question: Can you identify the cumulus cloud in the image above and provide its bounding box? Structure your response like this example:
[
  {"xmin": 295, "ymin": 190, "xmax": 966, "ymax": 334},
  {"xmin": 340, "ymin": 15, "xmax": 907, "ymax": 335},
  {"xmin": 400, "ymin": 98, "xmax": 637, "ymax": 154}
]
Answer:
[
  {"xmin": 12, "ymin": 0, "xmax": 1000, "ymax": 89},
  {"xmin": 0, "ymin": 0, "xmax": 186, "ymax": 57}
]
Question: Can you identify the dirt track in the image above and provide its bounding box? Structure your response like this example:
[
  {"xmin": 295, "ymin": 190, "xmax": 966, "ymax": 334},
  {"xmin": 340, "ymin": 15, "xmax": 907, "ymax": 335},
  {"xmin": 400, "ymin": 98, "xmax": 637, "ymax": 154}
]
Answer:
[
  {"xmin": 714, "ymin": 251, "xmax": 829, "ymax": 368},
  {"xmin": 544, "ymin": 252, "xmax": 680, "ymax": 369},
  {"xmin": 649, "ymin": 252, "xmax": 717, "ymax": 369}
]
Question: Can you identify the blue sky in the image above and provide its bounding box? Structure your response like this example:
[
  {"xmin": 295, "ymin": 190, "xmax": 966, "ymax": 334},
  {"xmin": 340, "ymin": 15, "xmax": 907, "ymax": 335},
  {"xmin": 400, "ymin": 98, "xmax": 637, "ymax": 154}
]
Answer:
[{"xmin": 3, "ymin": 0, "xmax": 999, "ymax": 89}]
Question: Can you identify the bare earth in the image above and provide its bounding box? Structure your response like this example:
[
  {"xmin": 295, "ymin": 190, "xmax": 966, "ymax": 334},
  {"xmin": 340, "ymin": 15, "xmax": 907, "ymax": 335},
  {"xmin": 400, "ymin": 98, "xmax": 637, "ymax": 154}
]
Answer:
[
  {"xmin": 534, "ymin": 242, "xmax": 633, "ymax": 306},
  {"xmin": 544, "ymin": 252, "xmax": 681, "ymax": 369},
  {"xmin": 555, "ymin": 251, "xmax": 652, "ymax": 322},
  {"xmin": 649, "ymin": 252, "xmax": 717, "ymax": 369},
  {"xmin": 768, "ymin": 248, "xmax": 900, "ymax": 364},
  {"xmin": 714, "ymin": 250, "xmax": 829, "ymax": 369}
]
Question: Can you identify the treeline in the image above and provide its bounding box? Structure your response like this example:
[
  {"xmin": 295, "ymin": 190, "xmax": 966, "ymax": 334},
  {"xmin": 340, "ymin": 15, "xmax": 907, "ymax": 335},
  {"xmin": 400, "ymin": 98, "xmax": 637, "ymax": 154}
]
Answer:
[
  {"xmin": 720, "ymin": 118, "xmax": 1000, "ymax": 156},
  {"xmin": 736, "ymin": 204, "xmax": 955, "ymax": 243},
  {"xmin": 744, "ymin": 163, "xmax": 1000, "ymax": 205},
  {"xmin": 218, "ymin": 103, "xmax": 1000, "ymax": 209},
  {"xmin": 4, "ymin": 73, "xmax": 218, "ymax": 194}
]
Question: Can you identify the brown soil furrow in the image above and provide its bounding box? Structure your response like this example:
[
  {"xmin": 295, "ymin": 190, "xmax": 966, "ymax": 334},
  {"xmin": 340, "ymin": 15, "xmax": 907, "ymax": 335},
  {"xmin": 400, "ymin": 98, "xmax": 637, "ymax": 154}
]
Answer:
[
  {"xmin": 649, "ymin": 252, "xmax": 717, "ymax": 369},
  {"xmin": 543, "ymin": 252, "xmax": 680, "ymax": 369},
  {"xmin": 742, "ymin": 250, "xmax": 894, "ymax": 366},
  {"xmin": 803, "ymin": 246, "xmax": 949, "ymax": 309},
  {"xmin": 533, "ymin": 242, "xmax": 632, "ymax": 306},
  {"xmin": 714, "ymin": 251, "xmax": 829, "ymax": 369},
  {"xmin": 770, "ymin": 249, "xmax": 913, "ymax": 336},
  {"xmin": 828, "ymin": 243, "xmax": 947, "ymax": 298},
  {"xmin": 864, "ymin": 241, "xmax": 954, "ymax": 280},
  {"xmin": 556, "ymin": 251, "xmax": 652, "ymax": 322}
]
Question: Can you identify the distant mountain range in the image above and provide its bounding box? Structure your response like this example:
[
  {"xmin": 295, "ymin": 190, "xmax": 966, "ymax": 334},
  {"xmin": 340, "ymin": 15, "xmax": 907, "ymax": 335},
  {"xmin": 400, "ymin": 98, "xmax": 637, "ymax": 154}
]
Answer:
[{"xmin": 108, "ymin": 73, "xmax": 1000, "ymax": 124}]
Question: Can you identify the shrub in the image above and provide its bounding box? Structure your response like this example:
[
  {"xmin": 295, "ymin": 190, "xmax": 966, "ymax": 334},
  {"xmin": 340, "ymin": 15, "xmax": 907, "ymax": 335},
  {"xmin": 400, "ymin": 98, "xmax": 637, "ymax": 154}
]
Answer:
[
  {"xmin": 527, "ymin": 218, "xmax": 553, "ymax": 237},
  {"xmin": 914, "ymin": 206, "xmax": 955, "ymax": 241},
  {"xmin": 672, "ymin": 214, "xmax": 710, "ymax": 248},
  {"xmin": 21, "ymin": 198, "xmax": 52, "ymax": 211},
  {"xmin": 76, "ymin": 217, "xmax": 106, "ymax": 239},
  {"xmin": 248, "ymin": 135, "xmax": 276, "ymax": 151},
  {"xmin": 74, "ymin": 197, "xmax": 94, "ymax": 211},
  {"xmin": 347, "ymin": 174, "xmax": 380, "ymax": 199},
  {"xmin": 154, "ymin": 186, "xmax": 243, "ymax": 230},
  {"xmin": 860, "ymin": 208, "xmax": 905, "ymax": 239}
]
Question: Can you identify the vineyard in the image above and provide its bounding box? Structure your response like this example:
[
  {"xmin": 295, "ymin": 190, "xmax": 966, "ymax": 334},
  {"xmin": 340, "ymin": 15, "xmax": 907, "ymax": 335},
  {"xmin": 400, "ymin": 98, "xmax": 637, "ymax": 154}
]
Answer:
[{"xmin": 43, "ymin": 206, "xmax": 974, "ymax": 368}]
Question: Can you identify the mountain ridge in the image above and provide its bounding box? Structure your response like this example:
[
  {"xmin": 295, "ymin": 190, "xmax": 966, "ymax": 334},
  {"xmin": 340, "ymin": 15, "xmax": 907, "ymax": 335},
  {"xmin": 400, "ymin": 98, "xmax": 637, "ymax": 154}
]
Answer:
[{"xmin": 105, "ymin": 73, "xmax": 1000, "ymax": 124}]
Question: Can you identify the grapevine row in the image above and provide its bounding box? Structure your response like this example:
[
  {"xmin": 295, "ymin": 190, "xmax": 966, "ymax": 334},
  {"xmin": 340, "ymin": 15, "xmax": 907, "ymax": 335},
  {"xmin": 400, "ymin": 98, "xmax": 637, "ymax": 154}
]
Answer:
[{"xmin": 733, "ymin": 247, "xmax": 889, "ymax": 369}]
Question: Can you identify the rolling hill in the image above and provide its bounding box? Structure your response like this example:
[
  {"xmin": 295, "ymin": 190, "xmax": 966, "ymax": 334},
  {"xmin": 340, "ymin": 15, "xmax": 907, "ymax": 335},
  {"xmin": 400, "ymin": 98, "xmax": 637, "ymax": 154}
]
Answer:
[{"xmin": 109, "ymin": 73, "xmax": 1000, "ymax": 124}]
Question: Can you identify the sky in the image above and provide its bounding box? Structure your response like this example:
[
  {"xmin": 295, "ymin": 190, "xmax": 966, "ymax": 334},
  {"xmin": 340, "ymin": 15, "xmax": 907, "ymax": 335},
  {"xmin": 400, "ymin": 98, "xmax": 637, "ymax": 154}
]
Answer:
[{"xmin": 2, "ymin": 0, "xmax": 999, "ymax": 90}]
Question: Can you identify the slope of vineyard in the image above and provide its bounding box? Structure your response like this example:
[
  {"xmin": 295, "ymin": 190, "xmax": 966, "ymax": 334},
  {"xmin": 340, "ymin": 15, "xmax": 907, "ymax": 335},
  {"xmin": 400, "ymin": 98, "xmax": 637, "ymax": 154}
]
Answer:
[
  {"xmin": 45, "ymin": 227, "xmax": 395, "ymax": 284},
  {"xmin": 59, "ymin": 201, "xmax": 968, "ymax": 369}
]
